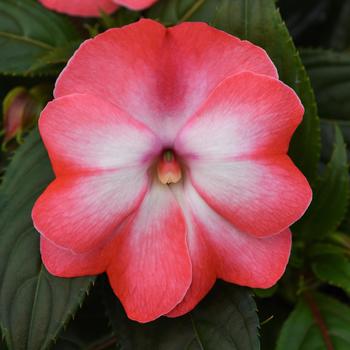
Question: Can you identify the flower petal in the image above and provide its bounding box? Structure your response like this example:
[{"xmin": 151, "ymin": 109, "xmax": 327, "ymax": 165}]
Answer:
[
  {"xmin": 107, "ymin": 182, "xmax": 192, "ymax": 323},
  {"xmin": 32, "ymin": 168, "xmax": 148, "ymax": 253},
  {"xmin": 175, "ymin": 72, "xmax": 304, "ymax": 161},
  {"xmin": 39, "ymin": 0, "xmax": 118, "ymax": 17},
  {"xmin": 168, "ymin": 184, "xmax": 291, "ymax": 317},
  {"xmin": 55, "ymin": 20, "xmax": 277, "ymax": 142},
  {"xmin": 114, "ymin": 0, "xmax": 157, "ymax": 10},
  {"xmin": 40, "ymin": 236, "xmax": 114, "ymax": 277},
  {"xmin": 39, "ymin": 94, "xmax": 161, "ymax": 176},
  {"xmin": 188, "ymin": 156, "xmax": 312, "ymax": 237}
]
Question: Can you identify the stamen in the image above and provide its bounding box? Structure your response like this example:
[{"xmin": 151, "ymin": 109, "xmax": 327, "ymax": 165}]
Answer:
[{"xmin": 157, "ymin": 150, "xmax": 182, "ymax": 185}]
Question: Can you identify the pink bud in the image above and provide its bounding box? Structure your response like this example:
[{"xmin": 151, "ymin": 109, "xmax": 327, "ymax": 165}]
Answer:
[{"xmin": 2, "ymin": 85, "xmax": 51, "ymax": 148}]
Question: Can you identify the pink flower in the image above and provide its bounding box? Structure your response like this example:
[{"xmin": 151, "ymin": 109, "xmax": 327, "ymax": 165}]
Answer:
[
  {"xmin": 39, "ymin": 0, "xmax": 157, "ymax": 17},
  {"xmin": 32, "ymin": 19, "xmax": 312, "ymax": 322}
]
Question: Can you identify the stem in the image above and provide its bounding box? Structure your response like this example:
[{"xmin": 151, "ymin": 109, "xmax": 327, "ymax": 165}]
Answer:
[
  {"xmin": 86, "ymin": 335, "xmax": 118, "ymax": 350},
  {"xmin": 304, "ymin": 292, "xmax": 334, "ymax": 350},
  {"xmin": 180, "ymin": 0, "xmax": 205, "ymax": 22}
]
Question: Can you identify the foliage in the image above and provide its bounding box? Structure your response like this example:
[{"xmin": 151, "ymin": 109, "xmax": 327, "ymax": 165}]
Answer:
[
  {"xmin": 104, "ymin": 280, "xmax": 259, "ymax": 350},
  {"xmin": 0, "ymin": 0, "xmax": 81, "ymax": 76},
  {"xmin": 0, "ymin": 131, "xmax": 94, "ymax": 350},
  {"xmin": 277, "ymin": 293, "xmax": 350, "ymax": 350},
  {"xmin": 0, "ymin": 0, "xmax": 349, "ymax": 349}
]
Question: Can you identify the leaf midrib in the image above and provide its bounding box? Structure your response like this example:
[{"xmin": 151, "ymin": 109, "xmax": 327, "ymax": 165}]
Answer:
[
  {"xmin": 0, "ymin": 31, "xmax": 53, "ymax": 50},
  {"xmin": 190, "ymin": 314, "xmax": 205, "ymax": 350},
  {"xmin": 26, "ymin": 265, "xmax": 45, "ymax": 350}
]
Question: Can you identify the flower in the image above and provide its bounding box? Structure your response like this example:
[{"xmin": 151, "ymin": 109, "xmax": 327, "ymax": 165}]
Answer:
[
  {"xmin": 32, "ymin": 19, "xmax": 312, "ymax": 323},
  {"xmin": 38, "ymin": 0, "xmax": 157, "ymax": 17}
]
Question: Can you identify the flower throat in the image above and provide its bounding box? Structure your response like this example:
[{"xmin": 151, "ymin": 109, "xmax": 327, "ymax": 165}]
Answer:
[{"xmin": 157, "ymin": 150, "xmax": 182, "ymax": 185}]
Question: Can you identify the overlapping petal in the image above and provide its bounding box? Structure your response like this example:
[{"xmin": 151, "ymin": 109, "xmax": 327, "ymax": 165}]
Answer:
[
  {"xmin": 55, "ymin": 20, "xmax": 278, "ymax": 141},
  {"xmin": 34, "ymin": 93, "xmax": 162, "ymax": 253},
  {"xmin": 175, "ymin": 71, "xmax": 311, "ymax": 236},
  {"xmin": 33, "ymin": 168, "xmax": 149, "ymax": 253},
  {"xmin": 168, "ymin": 184, "xmax": 291, "ymax": 317},
  {"xmin": 107, "ymin": 182, "xmax": 192, "ymax": 322},
  {"xmin": 39, "ymin": 94, "xmax": 161, "ymax": 176},
  {"xmin": 187, "ymin": 156, "xmax": 311, "ymax": 237},
  {"xmin": 40, "ymin": 237, "xmax": 115, "ymax": 276},
  {"xmin": 175, "ymin": 72, "xmax": 304, "ymax": 160},
  {"xmin": 39, "ymin": 0, "xmax": 118, "ymax": 16}
]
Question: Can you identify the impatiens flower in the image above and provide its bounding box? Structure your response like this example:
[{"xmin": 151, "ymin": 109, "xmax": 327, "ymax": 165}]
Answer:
[
  {"xmin": 32, "ymin": 19, "xmax": 312, "ymax": 323},
  {"xmin": 39, "ymin": 0, "xmax": 157, "ymax": 17}
]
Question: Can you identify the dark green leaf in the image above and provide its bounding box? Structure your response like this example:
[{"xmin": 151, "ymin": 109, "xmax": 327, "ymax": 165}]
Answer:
[
  {"xmin": 0, "ymin": 130, "xmax": 94, "ymax": 350},
  {"xmin": 148, "ymin": 0, "xmax": 321, "ymax": 183},
  {"xmin": 53, "ymin": 335, "xmax": 117, "ymax": 350},
  {"xmin": 296, "ymin": 125, "xmax": 349, "ymax": 240},
  {"xmin": 254, "ymin": 285, "xmax": 278, "ymax": 299},
  {"xmin": 312, "ymin": 254, "xmax": 350, "ymax": 294},
  {"xmin": 309, "ymin": 242, "xmax": 348, "ymax": 258},
  {"xmin": 0, "ymin": 338, "xmax": 8, "ymax": 350},
  {"xmin": 104, "ymin": 281, "xmax": 260, "ymax": 350},
  {"xmin": 329, "ymin": 0, "xmax": 350, "ymax": 51},
  {"xmin": 256, "ymin": 297, "xmax": 292, "ymax": 350},
  {"xmin": 320, "ymin": 119, "xmax": 350, "ymax": 163},
  {"xmin": 276, "ymin": 293, "xmax": 350, "ymax": 350},
  {"xmin": 53, "ymin": 279, "xmax": 116, "ymax": 350},
  {"xmin": 28, "ymin": 41, "xmax": 81, "ymax": 74},
  {"xmin": 301, "ymin": 48, "xmax": 350, "ymax": 121},
  {"xmin": 0, "ymin": 0, "xmax": 81, "ymax": 76},
  {"xmin": 146, "ymin": 0, "xmax": 204, "ymax": 24},
  {"xmin": 99, "ymin": 8, "xmax": 141, "ymax": 29}
]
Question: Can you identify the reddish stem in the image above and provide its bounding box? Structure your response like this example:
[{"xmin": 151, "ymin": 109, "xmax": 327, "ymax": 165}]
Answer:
[
  {"xmin": 304, "ymin": 292, "xmax": 334, "ymax": 350},
  {"xmin": 87, "ymin": 335, "xmax": 118, "ymax": 350}
]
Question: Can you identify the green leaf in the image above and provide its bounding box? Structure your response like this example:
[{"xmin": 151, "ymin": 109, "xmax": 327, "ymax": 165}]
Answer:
[
  {"xmin": 0, "ymin": 0, "xmax": 81, "ymax": 76},
  {"xmin": 146, "ymin": 0, "xmax": 205, "ymax": 24},
  {"xmin": 99, "ymin": 8, "xmax": 141, "ymax": 29},
  {"xmin": 254, "ymin": 285, "xmax": 278, "ymax": 299},
  {"xmin": 104, "ymin": 281, "xmax": 260, "ymax": 350},
  {"xmin": 320, "ymin": 119, "xmax": 350, "ymax": 163},
  {"xmin": 0, "ymin": 338, "xmax": 8, "ymax": 350},
  {"xmin": 52, "ymin": 280, "xmax": 117, "ymax": 350},
  {"xmin": 276, "ymin": 293, "xmax": 350, "ymax": 350},
  {"xmin": 296, "ymin": 125, "xmax": 349, "ymax": 240},
  {"xmin": 147, "ymin": 0, "xmax": 321, "ymax": 183},
  {"xmin": 308, "ymin": 242, "xmax": 348, "ymax": 258},
  {"xmin": 330, "ymin": 0, "xmax": 350, "ymax": 50},
  {"xmin": 312, "ymin": 254, "xmax": 350, "ymax": 294},
  {"xmin": 256, "ymin": 297, "xmax": 291, "ymax": 350},
  {"xmin": 0, "ymin": 130, "xmax": 94, "ymax": 350},
  {"xmin": 301, "ymin": 48, "xmax": 350, "ymax": 121},
  {"xmin": 28, "ymin": 41, "xmax": 82, "ymax": 74}
]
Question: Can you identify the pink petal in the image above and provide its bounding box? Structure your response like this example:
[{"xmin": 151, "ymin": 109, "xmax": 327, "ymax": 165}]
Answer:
[
  {"xmin": 39, "ymin": 94, "xmax": 161, "ymax": 176},
  {"xmin": 175, "ymin": 72, "xmax": 304, "ymax": 161},
  {"xmin": 39, "ymin": 0, "xmax": 118, "ymax": 17},
  {"xmin": 188, "ymin": 156, "xmax": 312, "ymax": 237},
  {"xmin": 32, "ymin": 168, "xmax": 149, "ymax": 253},
  {"xmin": 168, "ymin": 184, "xmax": 291, "ymax": 317},
  {"xmin": 107, "ymin": 182, "xmax": 192, "ymax": 323},
  {"xmin": 114, "ymin": 0, "xmax": 157, "ymax": 10},
  {"xmin": 55, "ymin": 20, "xmax": 277, "ymax": 142},
  {"xmin": 167, "ymin": 226, "xmax": 216, "ymax": 318},
  {"xmin": 40, "ymin": 236, "xmax": 115, "ymax": 276}
]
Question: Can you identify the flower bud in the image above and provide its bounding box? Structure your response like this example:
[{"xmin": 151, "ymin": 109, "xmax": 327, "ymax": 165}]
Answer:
[{"xmin": 2, "ymin": 85, "xmax": 51, "ymax": 149}]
